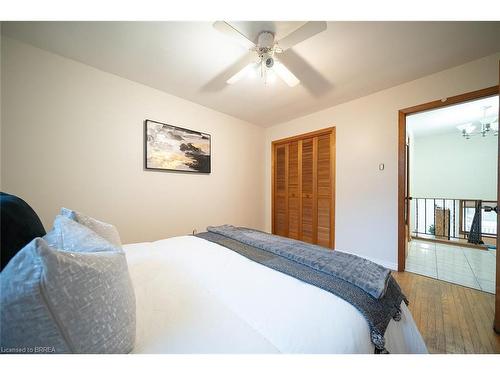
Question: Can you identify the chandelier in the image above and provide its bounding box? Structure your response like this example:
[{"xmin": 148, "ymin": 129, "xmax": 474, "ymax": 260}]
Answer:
[{"xmin": 457, "ymin": 105, "xmax": 498, "ymax": 139}]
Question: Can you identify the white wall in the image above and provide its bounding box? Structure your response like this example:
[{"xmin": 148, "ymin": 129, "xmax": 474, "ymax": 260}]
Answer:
[
  {"xmin": 1, "ymin": 37, "xmax": 265, "ymax": 243},
  {"xmin": 410, "ymin": 132, "xmax": 497, "ymax": 200},
  {"xmin": 264, "ymin": 53, "xmax": 500, "ymax": 269}
]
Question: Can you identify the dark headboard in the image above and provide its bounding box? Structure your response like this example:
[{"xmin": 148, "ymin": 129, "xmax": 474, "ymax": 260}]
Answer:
[{"xmin": 0, "ymin": 192, "xmax": 46, "ymax": 271}]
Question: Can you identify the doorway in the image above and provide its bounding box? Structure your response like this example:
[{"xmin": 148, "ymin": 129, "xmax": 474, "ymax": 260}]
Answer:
[
  {"xmin": 397, "ymin": 85, "xmax": 500, "ymax": 331},
  {"xmin": 408, "ymin": 95, "xmax": 498, "ymax": 292}
]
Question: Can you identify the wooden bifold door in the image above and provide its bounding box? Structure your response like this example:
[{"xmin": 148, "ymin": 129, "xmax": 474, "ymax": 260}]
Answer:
[{"xmin": 272, "ymin": 127, "xmax": 335, "ymax": 248}]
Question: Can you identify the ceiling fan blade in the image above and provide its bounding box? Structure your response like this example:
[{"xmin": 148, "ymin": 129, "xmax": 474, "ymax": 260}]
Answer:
[
  {"xmin": 272, "ymin": 60, "xmax": 300, "ymax": 87},
  {"xmin": 277, "ymin": 21, "xmax": 327, "ymax": 51},
  {"xmin": 279, "ymin": 49, "xmax": 332, "ymax": 96},
  {"xmin": 227, "ymin": 63, "xmax": 258, "ymax": 84},
  {"xmin": 201, "ymin": 51, "xmax": 256, "ymax": 92},
  {"xmin": 213, "ymin": 21, "xmax": 256, "ymax": 49}
]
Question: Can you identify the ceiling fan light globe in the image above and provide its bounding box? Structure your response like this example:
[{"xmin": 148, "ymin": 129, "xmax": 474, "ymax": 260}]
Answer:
[
  {"xmin": 266, "ymin": 70, "xmax": 277, "ymax": 84},
  {"xmin": 248, "ymin": 65, "xmax": 258, "ymax": 78},
  {"xmin": 273, "ymin": 61, "xmax": 300, "ymax": 87},
  {"xmin": 226, "ymin": 63, "xmax": 258, "ymax": 85}
]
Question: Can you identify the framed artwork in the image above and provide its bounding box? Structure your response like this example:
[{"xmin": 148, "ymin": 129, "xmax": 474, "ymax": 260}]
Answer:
[{"xmin": 144, "ymin": 119, "xmax": 211, "ymax": 173}]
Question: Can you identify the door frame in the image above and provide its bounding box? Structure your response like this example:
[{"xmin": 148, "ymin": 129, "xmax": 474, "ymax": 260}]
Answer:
[
  {"xmin": 397, "ymin": 85, "xmax": 500, "ymax": 332},
  {"xmin": 272, "ymin": 127, "xmax": 336, "ymax": 248},
  {"xmin": 496, "ymin": 61, "xmax": 500, "ymax": 334}
]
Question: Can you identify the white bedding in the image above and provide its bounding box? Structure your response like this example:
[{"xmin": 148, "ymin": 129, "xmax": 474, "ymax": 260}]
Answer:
[{"xmin": 125, "ymin": 236, "xmax": 427, "ymax": 354}]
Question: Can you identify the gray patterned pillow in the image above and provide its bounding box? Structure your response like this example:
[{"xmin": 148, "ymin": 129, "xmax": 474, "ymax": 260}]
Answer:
[
  {"xmin": 44, "ymin": 215, "xmax": 119, "ymax": 253},
  {"xmin": 60, "ymin": 207, "xmax": 122, "ymax": 248},
  {"xmin": 0, "ymin": 218, "xmax": 135, "ymax": 353}
]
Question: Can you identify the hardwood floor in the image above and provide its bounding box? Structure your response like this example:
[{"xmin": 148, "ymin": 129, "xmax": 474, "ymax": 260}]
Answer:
[{"xmin": 393, "ymin": 271, "xmax": 500, "ymax": 353}]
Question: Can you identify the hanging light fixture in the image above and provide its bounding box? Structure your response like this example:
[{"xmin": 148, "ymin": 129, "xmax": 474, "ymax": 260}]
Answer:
[
  {"xmin": 457, "ymin": 105, "xmax": 498, "ymax": 139},
  {"xmin": 491, "ymin": 118, "xmax": 499, "ymax": 136},
  {"xmin": 457, "ymin": 123, "xmax": 476, "ymax": 139}
]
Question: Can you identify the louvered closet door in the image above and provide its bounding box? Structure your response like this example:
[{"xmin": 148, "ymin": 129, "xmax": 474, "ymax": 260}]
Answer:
[
  {"xmin": 300, "ymin": 138, "xmax": 315, "ymax": 244},
  {"xmin": 287, "ymin": 141, "xmax": 300, "ymax": 239},
  {"xmin": 316, "ymin": 133, "xmax": 333, "ymax": 247},
  {"xmin": 274, "ymin": 144, "xmax": 288, "ymax": 236},
  {"xmin": 272, "ymin": 128, "xmax": 335, "ymax": 249}
]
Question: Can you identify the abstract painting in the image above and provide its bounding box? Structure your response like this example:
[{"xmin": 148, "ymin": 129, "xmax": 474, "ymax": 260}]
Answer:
[{"xmin": 144, "ymin": 120, "xmax": 211, "ymax": 173}]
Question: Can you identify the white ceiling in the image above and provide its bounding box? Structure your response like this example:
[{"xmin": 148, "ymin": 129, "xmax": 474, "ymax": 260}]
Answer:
[
  {"xmin": 407, "ymin": 95, "xmax": 499, "ymax": 137},
  {"xmin": 2, "ymin": 21, "xmax": 500, "ymax": 127}
]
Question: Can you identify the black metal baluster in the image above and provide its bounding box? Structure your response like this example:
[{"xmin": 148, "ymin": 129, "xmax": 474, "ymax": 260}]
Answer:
[
  {"xmin": 443, "ymin": 199, "xmax": 450, "ymax": 239},
  {"xmin": 415, "ymin": 198, "xmax": 419, "ymax": 237},
  {"xmin": 453, "ymin": 200, "xmax": 457, "ymax": 238},
  {"xmin": 424, "ymin": 198, "xmax": 427, "ymax": 235},
  {"xmin": 433, "ymin": 199, "xmax": 436, "ymax": 238}
]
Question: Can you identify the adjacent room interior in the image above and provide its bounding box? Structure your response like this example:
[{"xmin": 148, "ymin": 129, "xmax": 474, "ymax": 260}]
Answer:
[{"xmin": 405, "ymin": 95, "xmax": 498, "ymax": 292}]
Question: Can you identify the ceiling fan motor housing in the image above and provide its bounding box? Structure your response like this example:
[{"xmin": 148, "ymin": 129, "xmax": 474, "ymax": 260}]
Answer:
[
  {"xmin": 257, "ymin": 31, "xmax": 275, "ymax": 49},
  {"xmin": 257, "ymin": 32, "xmax": 276, "ymax": 69}
]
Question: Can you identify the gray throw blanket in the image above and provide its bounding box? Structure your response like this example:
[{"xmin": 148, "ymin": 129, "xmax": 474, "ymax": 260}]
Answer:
[
  {"xmin": 208, "ymin": 225, "xmax": 390, "ymax": 299},
  {"xmin": 196, "ymin": 226, "xmax": 408, "ymax": 353}
]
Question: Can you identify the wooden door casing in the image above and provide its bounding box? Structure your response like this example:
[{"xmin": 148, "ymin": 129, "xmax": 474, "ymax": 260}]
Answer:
[{"xmin": 495, "ymin": 62, "xmax": 500, "ymax": 334}]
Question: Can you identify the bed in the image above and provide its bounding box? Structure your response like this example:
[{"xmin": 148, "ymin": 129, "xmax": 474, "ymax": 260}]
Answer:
[
  {"xmin": 126, "ymin": 235, "xmax": 427, "ymax": 354},
  {"xmin": 0, "ymin": 192, "xmax": 427, "ymax": 354}
]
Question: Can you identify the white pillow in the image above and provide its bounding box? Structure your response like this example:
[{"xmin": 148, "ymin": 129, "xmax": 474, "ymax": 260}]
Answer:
[
  {"xmin": 0, "ymin": 217, "xmax": 136, "ymax": 353},
  {"xmin": 61, "ymin": 207, "xmax": 122, "ymax": 247}
]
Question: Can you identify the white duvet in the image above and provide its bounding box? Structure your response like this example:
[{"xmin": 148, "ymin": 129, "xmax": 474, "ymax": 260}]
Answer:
[{"xmin": 124, "ymin": 236, "xmax": 427, "ymax": 354}]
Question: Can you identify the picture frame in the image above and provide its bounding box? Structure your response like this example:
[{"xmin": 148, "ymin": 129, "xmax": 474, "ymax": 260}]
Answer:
[{"xmin": 144, "ymin": 119, "xmax": 211, "ymax": 173}]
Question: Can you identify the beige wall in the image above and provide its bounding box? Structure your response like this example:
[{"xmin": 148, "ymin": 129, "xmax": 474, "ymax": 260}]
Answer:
[
  {"xmin": 1, "ymin": 37, "xmax": 265, "ymax": 243},
  {"xmin": 2, "ymin": 35, "xmax": 498, "ymax": 267},
  {"xmin": 264, "ymin": 53, "xmax": 500, "ymax": 269}
]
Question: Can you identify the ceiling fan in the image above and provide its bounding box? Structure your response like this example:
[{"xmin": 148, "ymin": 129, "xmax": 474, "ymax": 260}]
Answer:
[{"xmin": 213, "ymin": 21, "xmax": 327, "ymax": 87}]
